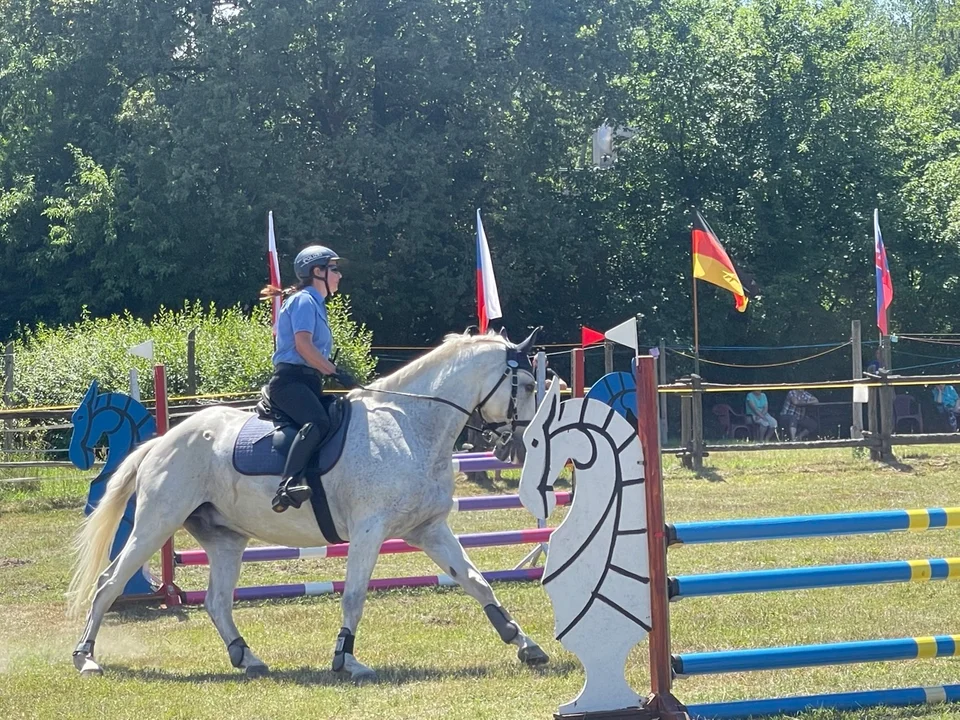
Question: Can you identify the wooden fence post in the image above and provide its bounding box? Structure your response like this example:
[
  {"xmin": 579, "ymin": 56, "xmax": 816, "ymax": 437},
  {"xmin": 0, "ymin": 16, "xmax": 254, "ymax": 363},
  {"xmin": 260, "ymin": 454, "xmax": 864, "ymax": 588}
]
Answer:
[
  {"xmin": 658, "ymin": 338, "xmax": 668, "ymax": 442},
  {"xmin": 851, "ymin": 320, "xmax": 863, "ymax": 439},
  {"xmin": 570, "ymin": 348, "xmax": 585, "ymax": 398},
  {"xmin": 878, "ymin": 371, "xmax": 895, "ymax": 462},
  {"xmin": 867, "ymin": 383, "xmax": 880, "ymax": 461},
  {"xmin": 186, "ymin": 329, "xmax": 197, "ymax": 397},
  {"xmin": 691, "ymin": 374, "xmax": 704, "ymax": 471},
  {"xmin": 680, "ymin": 381, "xmax": 692, "ymax": 469},
  {"xmin": 3, "ymin": 342, "xmax": 12, "ymax": 453}
]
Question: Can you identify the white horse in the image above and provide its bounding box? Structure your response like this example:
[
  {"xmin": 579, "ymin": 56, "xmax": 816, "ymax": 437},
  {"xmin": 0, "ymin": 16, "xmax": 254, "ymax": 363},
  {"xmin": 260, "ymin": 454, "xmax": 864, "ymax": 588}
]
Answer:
[
  {"xmin": 68, "ymin": 331, "xmax": 549, "ymax": 680},
  {"xmin": 519, "ymin": 381, "xmax": 651, "ymax": 714}
]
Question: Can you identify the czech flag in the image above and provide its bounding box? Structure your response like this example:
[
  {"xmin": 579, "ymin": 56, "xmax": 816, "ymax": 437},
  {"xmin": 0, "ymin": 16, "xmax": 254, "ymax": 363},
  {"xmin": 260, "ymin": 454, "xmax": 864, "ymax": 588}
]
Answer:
[
  {"xmin": 692, "ymin": 210, "xmax": 748, "ymax": 312},
  {"xmin": 267, "ymin": 211, "xmax": 282, "ymax": 334},
  {"xmin": 875, "ymin": 208, "xmax": 893, "ymax": 335},
  {"xmin": 476, "ymin": 209, "xmax": 502, "ymax": 333}
]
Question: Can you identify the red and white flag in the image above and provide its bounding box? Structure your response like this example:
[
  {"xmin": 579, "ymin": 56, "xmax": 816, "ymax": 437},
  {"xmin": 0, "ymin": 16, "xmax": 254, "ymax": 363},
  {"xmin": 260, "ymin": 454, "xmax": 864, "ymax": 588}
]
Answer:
[
  {"xmin": 267, "ymin": 211, "xmax": 282, "ymax": 333},
  {"xmin": 476, "ymin": 209, "xmax": 502, "ymax": 332}
]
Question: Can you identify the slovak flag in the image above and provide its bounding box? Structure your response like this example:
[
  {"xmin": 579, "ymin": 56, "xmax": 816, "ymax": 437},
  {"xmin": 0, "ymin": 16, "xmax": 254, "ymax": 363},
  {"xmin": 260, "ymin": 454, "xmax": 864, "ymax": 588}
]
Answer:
[
  {"xmin": 267, "ymin": 211, "xmax": 282, "ymax": 334},
  {"xmin": 476, "ymin": 209, "xmax": 502, "ymax": 333},
  {"xmin": 874, "ymin": 208, "xmax": 893, "ymax": 335}
]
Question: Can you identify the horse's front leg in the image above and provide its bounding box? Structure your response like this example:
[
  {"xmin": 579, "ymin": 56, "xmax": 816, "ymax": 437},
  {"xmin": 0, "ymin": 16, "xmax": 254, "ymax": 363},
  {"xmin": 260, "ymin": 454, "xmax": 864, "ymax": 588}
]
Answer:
[
  {"xmin": 409, "ymin": 519, "xmax": 549, "ymax": 667},
  {"xmin": 333, "ymin": 519, "xmax": 387, "ymax": 682}
]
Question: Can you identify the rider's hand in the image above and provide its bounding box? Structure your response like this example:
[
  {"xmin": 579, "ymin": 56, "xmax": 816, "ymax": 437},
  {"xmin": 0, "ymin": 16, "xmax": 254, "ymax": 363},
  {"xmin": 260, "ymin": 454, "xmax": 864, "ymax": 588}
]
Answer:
[{"xmin": 333, "ymin": 368, "xmax": 360, "ymax": 389}]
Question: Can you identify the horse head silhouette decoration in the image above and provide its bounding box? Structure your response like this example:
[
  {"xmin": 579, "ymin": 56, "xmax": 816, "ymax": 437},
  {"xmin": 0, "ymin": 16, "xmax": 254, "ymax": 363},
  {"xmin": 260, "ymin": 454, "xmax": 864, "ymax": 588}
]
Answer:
[
  {"xmin": 69, "ymin": 380, "xmax": 157, "ymax": 595},
  {"xmin": 519, "ymin": 380, "xmax": 652, "ymax": 715}
]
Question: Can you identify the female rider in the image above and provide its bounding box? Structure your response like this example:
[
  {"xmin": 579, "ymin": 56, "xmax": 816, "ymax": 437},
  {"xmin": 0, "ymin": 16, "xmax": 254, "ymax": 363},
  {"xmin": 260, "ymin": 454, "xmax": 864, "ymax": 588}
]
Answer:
[{"xmin": 262, "ymin": 245, "xmax": 358, "ymax": 512}]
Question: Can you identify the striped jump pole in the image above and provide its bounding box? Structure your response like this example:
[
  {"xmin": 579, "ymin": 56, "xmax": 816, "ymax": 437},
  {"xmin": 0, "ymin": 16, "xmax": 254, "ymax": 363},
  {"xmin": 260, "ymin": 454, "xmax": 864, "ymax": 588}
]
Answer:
[
  {"xmin": 181, "ymin": 567, "xmax": 544, "ymax": 605},
  {"xmin": 175, "ymin": 490, "xmax": 571, "ymax": 604},
  {"xmin": 177, "ymin": 527, "xmax": 556, "ymax": 566},
  {"xmin": 686, "ymin": 684, "xmax": 960, "ymax": 719},
  {"xmin": 673, "ymin": 635, "xmax": 960, "ymax": 676},
  {"xmin": 669, "ymin": 507, "xmax": 960, "ymax": 545},
  {"xmin": 669, "ymin": 557, "xmax": 960, "ymax": 599}
]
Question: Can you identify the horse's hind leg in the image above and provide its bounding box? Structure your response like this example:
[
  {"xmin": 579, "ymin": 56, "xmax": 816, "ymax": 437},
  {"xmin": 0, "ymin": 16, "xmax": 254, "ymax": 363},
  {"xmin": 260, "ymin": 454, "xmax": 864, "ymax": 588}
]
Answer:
[
  {"xmin": 183, "ymin": 511, "xmax": 269, "ymax": 678},
  {"xmin": 73, "ymin": 518, "xmax": 181, "ymax": 676},
  {"xmin": 408, "ymin": 520, "xmax": 549, "ymax": 667}
]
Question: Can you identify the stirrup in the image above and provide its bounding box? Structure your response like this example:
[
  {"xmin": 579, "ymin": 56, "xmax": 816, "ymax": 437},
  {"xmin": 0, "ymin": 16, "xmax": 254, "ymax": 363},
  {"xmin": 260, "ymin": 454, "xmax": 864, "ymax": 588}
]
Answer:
[{"xmin": 272, "ymin": 480, "xmax": 313, "ymax": 513}]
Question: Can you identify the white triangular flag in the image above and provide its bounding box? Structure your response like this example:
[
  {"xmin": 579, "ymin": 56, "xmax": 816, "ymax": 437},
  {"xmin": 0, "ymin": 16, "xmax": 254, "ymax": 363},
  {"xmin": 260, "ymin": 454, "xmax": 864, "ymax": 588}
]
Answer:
[
  {"xmin": 605, "ymin": 317, "xmax": 638, "ymax": 352},
  {"xmin": 128, "ymin": 339, "xmax": 154, "ymax": 361}
]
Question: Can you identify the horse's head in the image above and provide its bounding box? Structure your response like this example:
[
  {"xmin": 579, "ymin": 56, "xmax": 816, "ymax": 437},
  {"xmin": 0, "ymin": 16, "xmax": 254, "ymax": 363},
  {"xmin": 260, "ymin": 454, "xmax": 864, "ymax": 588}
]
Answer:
[
  {"xmin": 69, "ymin": 380, "xmax": 99, "ymax": 470},
  {"xmin": 518, "ymin": 379, "xmax": 563, "ymax": 521},
  {"xmin": 473, "ymin": 327, "xmax": 541, "ymax": 465}
]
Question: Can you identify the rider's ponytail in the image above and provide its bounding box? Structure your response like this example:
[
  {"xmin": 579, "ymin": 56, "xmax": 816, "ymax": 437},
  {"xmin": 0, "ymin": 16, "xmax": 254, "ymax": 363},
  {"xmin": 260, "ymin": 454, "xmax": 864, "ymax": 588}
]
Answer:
[{"xmin": 259, "ymin": 280, "xmax": 308, "ymax": 301}]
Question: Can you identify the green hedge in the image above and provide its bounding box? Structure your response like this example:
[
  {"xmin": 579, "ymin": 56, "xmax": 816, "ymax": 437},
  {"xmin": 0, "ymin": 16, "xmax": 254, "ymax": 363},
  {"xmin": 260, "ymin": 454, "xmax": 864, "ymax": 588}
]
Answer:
[{"xmin": 7, "ymin": 296, "xmax": 376, "ymax": 408}]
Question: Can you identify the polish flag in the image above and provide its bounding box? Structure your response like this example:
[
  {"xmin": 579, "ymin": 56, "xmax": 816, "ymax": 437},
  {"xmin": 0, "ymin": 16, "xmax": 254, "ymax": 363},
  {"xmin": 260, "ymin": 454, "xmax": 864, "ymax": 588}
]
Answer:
[
  {"xmin": 267, "ymin": 211, "xmax": 282, "ymax": 334},
  {"xmin": 476, "ymin": 209, "xmax": 502, "ymax": 333}
]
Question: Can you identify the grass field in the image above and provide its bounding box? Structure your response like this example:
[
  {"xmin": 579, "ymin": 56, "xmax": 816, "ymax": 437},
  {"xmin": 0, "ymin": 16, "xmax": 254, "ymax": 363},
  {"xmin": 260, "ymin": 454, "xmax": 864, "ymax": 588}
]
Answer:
[{"xmin": 2, "ymin": 447, "xmax": 960, "ymax": 719}]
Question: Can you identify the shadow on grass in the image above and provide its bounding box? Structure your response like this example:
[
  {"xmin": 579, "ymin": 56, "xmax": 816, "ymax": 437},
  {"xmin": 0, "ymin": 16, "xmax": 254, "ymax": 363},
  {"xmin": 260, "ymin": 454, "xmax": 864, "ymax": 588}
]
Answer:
[
  {"xmin": 881, "ymin": 457, "xmax": 915, "ymax": 472},
  {"xmin": 694, "ymin": 466, "xmax": 725, "ymax": 483},
  {"xmin": 109, "ymin": 658, "xmax": 581, "ymax": 686}
]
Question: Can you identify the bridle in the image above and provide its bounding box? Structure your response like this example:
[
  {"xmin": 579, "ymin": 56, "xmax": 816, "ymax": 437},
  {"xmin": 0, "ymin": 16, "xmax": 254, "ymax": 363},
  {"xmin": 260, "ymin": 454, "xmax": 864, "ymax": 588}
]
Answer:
[{"xmin": 350, "ymin": 344, "xmax": 536, "ymax": 461}]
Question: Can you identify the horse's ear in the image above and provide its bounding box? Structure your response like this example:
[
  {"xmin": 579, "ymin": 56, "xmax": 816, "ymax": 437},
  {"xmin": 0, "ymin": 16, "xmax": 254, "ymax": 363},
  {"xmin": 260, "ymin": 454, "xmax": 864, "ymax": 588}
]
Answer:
[
  {"xmin": 81, "ymin": 380, "xmax": 99, "ymax": 406},
  {"xmin": 498, "ymin": 327, "xmax": 510, "ymax": 340},
  {"xmin": 516, "ymin": 326, "xmax": 543, "ymax": 354}
]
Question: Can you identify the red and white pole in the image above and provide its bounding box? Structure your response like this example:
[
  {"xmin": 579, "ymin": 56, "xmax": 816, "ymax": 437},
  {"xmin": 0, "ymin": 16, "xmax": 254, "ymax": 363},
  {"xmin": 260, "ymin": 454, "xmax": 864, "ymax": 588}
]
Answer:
[{"xmin": 153, "ymin": 364, "xmax": 182, "ymax": 607}]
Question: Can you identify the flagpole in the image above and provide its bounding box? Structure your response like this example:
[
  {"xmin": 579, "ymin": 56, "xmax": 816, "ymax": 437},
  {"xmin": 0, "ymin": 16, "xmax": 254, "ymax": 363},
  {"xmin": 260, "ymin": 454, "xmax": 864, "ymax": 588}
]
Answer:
[{"xmin": 692, "ymin": 275, "xmax": 700, "ymax": 376}]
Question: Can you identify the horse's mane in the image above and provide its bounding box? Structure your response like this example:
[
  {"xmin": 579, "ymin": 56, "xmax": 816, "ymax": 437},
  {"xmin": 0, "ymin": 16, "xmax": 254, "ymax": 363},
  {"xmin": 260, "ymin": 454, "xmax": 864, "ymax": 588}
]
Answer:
[{"xmin": 369, "ymin": 333, "xmax": 509, "ymax": 391}]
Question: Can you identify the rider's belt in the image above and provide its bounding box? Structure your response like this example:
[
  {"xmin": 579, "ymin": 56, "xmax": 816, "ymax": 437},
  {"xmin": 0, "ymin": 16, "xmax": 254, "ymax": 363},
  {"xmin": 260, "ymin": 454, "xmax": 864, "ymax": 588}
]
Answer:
[{"xmin": 274, "ymin": 363, "xmax": 322, "ymax": 377}]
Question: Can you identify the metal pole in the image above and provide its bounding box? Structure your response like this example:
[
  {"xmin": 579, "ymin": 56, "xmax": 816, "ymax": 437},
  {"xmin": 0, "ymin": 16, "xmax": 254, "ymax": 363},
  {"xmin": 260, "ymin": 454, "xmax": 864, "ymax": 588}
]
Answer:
[
  {"xmin": 604, "ymin": 340, "xmax": 614, "ymax": 375},
  {"xmin": 851, "ymin": 321, "xmax": 863, "ymax": 439}
]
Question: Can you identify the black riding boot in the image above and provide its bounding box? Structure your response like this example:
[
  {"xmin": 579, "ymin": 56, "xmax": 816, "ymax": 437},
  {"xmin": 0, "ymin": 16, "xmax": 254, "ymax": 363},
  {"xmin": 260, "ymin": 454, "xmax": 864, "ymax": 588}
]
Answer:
[{"xmin": 272, "ymin": 422, "xmax": 324, "ymax": 513}]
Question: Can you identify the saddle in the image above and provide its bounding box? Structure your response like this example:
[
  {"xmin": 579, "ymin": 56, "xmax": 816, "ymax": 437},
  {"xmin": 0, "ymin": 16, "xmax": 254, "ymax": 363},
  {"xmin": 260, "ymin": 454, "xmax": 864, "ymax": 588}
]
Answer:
[{"xmin": 232, "ymin": 390, "xmax": 353, "ymax": 477}]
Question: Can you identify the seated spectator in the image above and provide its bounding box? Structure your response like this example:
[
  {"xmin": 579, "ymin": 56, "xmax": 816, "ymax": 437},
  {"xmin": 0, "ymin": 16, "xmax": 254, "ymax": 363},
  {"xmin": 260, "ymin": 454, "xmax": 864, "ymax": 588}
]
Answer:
[
  {"xmin": 865, "ymin": 347, "xmax": 884, "ymax": 374},
  {"xmin": 780, "ymin": 389, "xmax": 819, "ymax": 440},
  {"xmin": 931, "ymin": 384, "xmax": 960, "ymax": 432},
  {"xmin": 745, "ymin": 389, "xmax": 778, "ymax": 441}
]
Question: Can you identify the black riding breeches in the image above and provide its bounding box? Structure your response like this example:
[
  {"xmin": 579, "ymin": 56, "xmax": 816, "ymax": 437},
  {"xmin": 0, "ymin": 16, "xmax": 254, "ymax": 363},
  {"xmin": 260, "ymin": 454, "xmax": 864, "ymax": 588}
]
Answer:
[{"xmin": 265, "ymin": 368, "xmax": 331, "ymax": 439}]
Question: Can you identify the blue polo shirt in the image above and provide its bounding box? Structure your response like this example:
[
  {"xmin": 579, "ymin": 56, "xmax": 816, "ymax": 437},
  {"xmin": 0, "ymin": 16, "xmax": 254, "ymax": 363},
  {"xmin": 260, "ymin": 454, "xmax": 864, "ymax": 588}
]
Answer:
[{"xmin": 272, "ymin": 287, "xmax": 333, "ymax": 367}]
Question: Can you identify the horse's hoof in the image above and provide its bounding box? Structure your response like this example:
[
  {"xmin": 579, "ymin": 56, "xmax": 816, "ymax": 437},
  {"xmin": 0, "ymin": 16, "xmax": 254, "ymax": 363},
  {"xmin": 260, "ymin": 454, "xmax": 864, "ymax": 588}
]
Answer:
[
  {"xmin": 351, "ymin": 668, "xmax": 377, "ymax": 684},
  {"xmin": 79, "ymin": 662, "xmax": 104, "ymax": 677},
  {"xmin": 518, "ymin": 644, "xmax": 549, "ymax": 666},
  {"xmin": 245, "ymin": 663, "xmax": 270, "ymax": 679}
]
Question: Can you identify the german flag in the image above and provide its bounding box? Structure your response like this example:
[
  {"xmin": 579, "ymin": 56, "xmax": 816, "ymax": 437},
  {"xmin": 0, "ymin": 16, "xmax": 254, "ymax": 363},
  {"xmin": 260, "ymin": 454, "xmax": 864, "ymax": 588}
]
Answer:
[{"xmin": 692, "ymin": 210, "xmax": 748, "ymax": 312}]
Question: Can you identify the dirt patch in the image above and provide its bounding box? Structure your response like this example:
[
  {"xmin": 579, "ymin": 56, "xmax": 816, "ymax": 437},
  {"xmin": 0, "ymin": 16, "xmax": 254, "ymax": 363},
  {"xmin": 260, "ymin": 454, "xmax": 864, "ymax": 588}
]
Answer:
[{"xmin": 0, "ymin": 558, "xmax": 32, "ymax": 568}]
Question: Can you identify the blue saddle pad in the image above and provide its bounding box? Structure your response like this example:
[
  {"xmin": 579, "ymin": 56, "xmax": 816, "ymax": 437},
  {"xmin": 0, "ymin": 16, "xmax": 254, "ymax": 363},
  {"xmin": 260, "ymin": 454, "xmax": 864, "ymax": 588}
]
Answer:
[{"xmin": 232, "ymin": 401, "xmax": 352, "ymax": 477}]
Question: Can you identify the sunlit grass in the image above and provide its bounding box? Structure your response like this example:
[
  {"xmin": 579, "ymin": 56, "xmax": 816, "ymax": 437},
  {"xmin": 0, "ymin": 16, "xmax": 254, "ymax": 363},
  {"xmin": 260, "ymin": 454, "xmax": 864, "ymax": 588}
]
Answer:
[{"xmin": 1, "ymin": 447, "xmax": 960, "ymax": 718}]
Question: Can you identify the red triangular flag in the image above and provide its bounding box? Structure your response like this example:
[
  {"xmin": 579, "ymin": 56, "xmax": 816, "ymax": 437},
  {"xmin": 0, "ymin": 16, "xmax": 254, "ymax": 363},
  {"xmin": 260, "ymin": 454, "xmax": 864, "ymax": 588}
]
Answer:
[{"xmin": 581, "ymin": 326, "xmax": 605, "ymax": 347}]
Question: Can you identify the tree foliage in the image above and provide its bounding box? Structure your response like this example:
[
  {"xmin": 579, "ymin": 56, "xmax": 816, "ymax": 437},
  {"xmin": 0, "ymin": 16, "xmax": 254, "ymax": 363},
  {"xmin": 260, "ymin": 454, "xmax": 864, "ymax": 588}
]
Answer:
[{"xmin": 1, "ymin": 0, "xmax": 959, "ymax": 383}]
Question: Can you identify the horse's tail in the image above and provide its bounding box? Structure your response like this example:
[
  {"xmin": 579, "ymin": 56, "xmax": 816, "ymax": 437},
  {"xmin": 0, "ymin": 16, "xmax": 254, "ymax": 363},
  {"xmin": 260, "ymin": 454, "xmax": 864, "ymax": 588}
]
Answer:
[{"xmin": 67, "ymin": 437, "xmax": 160, "ymax": 617}]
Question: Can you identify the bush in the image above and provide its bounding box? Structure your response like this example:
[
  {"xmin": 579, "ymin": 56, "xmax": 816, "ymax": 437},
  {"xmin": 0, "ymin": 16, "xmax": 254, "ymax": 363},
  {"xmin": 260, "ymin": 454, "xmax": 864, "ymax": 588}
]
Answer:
[{"xmin": 7, "ymin": 296, "xmax": 376, "ymax": 408}]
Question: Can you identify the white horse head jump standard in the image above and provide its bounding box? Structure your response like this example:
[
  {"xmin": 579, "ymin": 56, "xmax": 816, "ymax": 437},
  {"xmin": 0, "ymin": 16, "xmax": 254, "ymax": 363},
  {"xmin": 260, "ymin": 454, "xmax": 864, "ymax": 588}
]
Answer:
[
  {"xmin": 520, "ymin": 381, "xmax": 652, "ymax": 716},
  {"xmin": 68, "ymin": 330, "xmax": 549, "ymax": 681}
]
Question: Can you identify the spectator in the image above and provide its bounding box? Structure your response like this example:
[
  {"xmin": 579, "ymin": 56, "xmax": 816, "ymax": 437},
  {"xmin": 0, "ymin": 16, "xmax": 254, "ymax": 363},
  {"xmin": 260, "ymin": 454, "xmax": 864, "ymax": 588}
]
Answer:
[
  {"xmin": 780, "ymin": 389, "xmax": 819, "ymax": 440},
  {"xmin": 865, "ymin": 347, "xmax": 886, "ymax": 374},
  {"xmin": 745, "ymin": 389, "xmax": 778, "ymax": 441},
  {"xmin": 931, "ymin": 384, "xmax": 960, "ymax": 432}
]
